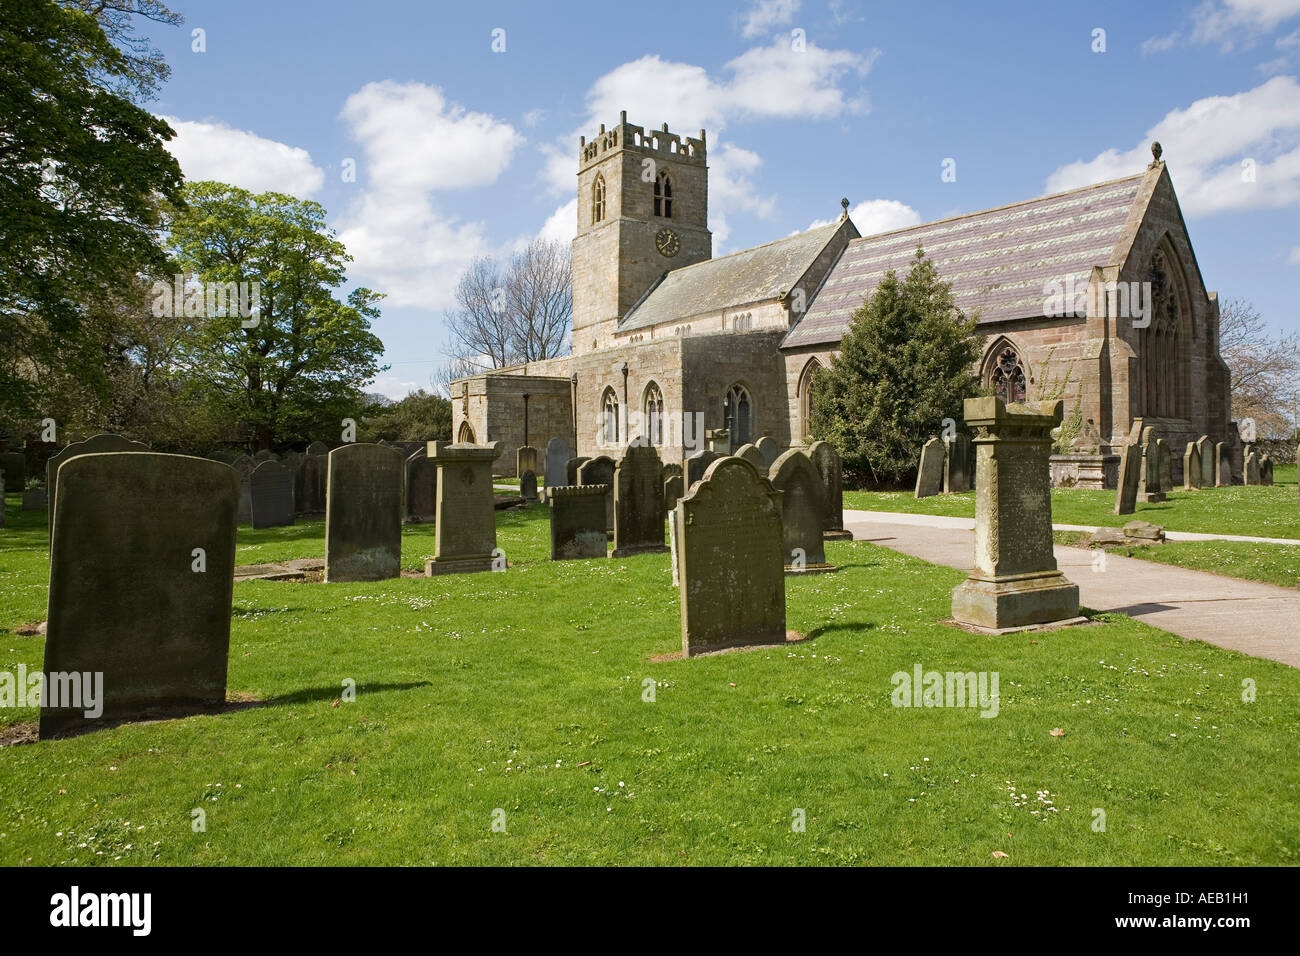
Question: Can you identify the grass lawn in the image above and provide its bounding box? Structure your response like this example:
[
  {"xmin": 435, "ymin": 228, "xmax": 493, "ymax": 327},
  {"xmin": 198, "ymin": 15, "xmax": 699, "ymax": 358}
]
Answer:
[
  {"xmin": 1, "ymin": 495, "xmax": 1298, "ymax": 865},
  {"xmin": 1054, "ymin": 530, "xmax": 1300, "ymax": 591},
  {"xmin": 844, "ymin": 464, "xmax": 1299, "ymax": 540}
]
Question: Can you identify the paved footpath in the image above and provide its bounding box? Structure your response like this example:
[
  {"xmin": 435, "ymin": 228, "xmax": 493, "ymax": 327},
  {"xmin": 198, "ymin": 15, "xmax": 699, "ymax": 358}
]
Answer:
[{"xmin": 843, "ymin": 510, "xmax": 1300, "ymax": 669}]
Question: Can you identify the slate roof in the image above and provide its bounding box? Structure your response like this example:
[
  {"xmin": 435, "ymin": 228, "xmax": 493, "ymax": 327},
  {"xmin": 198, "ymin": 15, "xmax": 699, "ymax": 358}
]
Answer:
[
  {"xmin": 782, "ymin": 171, "xmax": 1151, "ymax": 349},
  {"xmin": 619, "ymin": 220, "xmax": 847, "ymax": 332}
]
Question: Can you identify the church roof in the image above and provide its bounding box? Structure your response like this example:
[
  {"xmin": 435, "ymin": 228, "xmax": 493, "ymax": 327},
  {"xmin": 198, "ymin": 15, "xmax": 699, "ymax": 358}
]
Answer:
[
  {"xmin": 618, "ymin": 219, "xmax": 847, "ymax": 332},
  {"xmin": 782, "ymin": 170, "xmax": 1150, "ymax": 349}
]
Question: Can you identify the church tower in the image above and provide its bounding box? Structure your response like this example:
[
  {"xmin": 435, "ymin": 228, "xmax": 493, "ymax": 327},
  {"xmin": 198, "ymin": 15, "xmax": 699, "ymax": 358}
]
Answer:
[{"xmin": 571, "ymin": 112, "xmax": 711, "ymax": 354}]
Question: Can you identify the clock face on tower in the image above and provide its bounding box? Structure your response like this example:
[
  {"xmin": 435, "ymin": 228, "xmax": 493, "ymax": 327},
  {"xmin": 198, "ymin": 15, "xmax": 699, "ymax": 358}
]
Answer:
[{"xmin": 655, "ymin": 228, "xmax": 680, "ymax": 258}]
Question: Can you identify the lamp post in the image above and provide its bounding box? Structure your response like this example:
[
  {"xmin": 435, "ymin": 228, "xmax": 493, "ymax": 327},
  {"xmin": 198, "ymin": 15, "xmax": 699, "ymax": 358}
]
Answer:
[
  {"xmin": 522, "ymin": 393, "xmax": 530, "ymax": 449},
  {"xmin": 570, "ymin": 373, "xmax": 578, "ymax": 452}
]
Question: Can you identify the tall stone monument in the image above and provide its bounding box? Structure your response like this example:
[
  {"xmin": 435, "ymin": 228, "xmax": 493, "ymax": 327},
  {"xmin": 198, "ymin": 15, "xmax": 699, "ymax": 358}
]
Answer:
[
  {"xmin": 1183, "ymin": 441, "xmax": 1201, "ymax": 490},
  {"xmin": 1114, "ymin": 440, "xmax": 1141, "ymax": 515},
  {"xmin": 426, "ymin": 441, "xmax": 501, "ymax": 575},
  {"xmin": 677, "ymin": 457, "xmax": 785, "ymax": 656},
  {"xmin": 951, "ymin": 398, "xmax": 1081, "ymax": 632}
]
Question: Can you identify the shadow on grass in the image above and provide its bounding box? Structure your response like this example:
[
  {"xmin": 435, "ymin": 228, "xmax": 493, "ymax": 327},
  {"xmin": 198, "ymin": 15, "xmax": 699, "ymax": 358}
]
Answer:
[{"xmin": 804, "ymin": 621, "xmax": 875, "ymax": 640}]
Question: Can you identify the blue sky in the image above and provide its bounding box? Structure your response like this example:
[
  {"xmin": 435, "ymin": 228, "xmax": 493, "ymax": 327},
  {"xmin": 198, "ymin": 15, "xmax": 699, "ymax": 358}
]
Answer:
[{"xmin": 148, "ymin": 0, "xmax": 1300, "ymax": 397}]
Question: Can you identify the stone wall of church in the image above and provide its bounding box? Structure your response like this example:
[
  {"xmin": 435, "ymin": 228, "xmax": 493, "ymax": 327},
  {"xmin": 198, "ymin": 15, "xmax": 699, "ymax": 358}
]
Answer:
[
  {"xmin": 681, "ymin": 330, "xmax": 790, "ymax": 454},
  {"xmin": 450, "ymin": 374, "xmax": 573, "ymax": 477}
]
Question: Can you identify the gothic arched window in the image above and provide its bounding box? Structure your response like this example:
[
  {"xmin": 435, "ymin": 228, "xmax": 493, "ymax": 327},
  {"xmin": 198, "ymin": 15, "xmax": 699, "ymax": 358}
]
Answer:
[
  {"xmin": 798, "ymin": 358, "xmax": 823, "ymax": 440},
  {"xmin": 600, "ymin": 387, "xmax": 620, "ymax": 446},
  {"xmin": 1141, "ymin": 249, "xmax": 1188, "ymax": 419},
  {"xmin": 643, "ymin": 382, "xmax": 664, "ymax": 446},
  {"xmin": 990, "ymin": 347, "xmax": 1027, "ymax": 403},
  {"xmin": 592, "ymin": 174, "xmax": 606, "ymax": 224},
  {"xmin": 456, "ymin": 421, "xmax": 476, "ymax": 443},
  {"xmin": 654, "ymin": 170, "xmax": 672, "ymax": 218},
  {"xmin": 724, "ymin": 383, "xmax": 752, "ymax": 446}
]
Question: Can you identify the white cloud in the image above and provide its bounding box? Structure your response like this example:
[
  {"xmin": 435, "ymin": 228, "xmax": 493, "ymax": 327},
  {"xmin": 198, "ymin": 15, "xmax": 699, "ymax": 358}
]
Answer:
[
  {"xmin": 583, "ymin": 41, "xmax": 874, "ymax": 134},
  {"xmin": 161, "ymin": 117, "xmax": 325, "ymax": 196},
  {"xmin": 803, "ymin": 198, "xmax": 922, "ymax": 235},
  {"xmin": 369, "ymin": 374, "xmax": 422, "ymax": 401},
  {"xmin": 562, "ymin": 40, "xmax": 874, "ymax": 245},
  {"xmin": 1045, "ymin": 76, "xmax": 1300, "ymax": 217},
  {"xmin": 1289, "ymin": 245, "xmax": 1300, "ymax": 263},
  {"xmin": 1143, "ymin": 0, "xmax": 1300, "ymax": 53},
  {"xmin": 538, "ymin": 199, "xmax": 577, "ymax": 244},
  {"xmin": 335, "ymin": 82, "xmax": 521, "ymax": 309},
  {"xmin": 739, "ymin": 0, "xmax": 800, "ymax": 38}
]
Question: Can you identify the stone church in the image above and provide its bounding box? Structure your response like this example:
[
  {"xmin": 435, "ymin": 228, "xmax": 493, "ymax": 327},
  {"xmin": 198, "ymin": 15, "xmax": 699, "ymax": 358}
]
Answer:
[{"xmin": 450, "ymin": 113, "xmax": 1233, "ymax": 485}]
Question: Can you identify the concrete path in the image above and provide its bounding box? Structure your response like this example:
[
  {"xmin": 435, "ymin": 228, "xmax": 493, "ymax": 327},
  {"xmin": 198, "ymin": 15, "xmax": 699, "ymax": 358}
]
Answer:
[{"xmin": 843, "ymin": 509, "xmax": 1300, "ymax": 668}]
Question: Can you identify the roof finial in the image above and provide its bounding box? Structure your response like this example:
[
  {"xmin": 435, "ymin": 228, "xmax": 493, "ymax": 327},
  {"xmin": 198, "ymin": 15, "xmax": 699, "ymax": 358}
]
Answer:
[
  {"xmin": 840, "ymin": 197, "xmax": 850, "ymax": 219},
  {"xmin": 1150, "ymin": 141, "xmax": 1163, "ymax": 164}
]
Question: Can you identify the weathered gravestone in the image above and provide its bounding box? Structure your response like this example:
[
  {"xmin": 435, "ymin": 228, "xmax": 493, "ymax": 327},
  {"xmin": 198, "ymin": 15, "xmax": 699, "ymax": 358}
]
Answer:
[
  {"xmin": 1157, "ymin": 439, "xmax": 1173, "ymax": 494},
  {"xmin": 1183, "ymin": 441, "xmax": 1201, "ymax": 490},
  {"xmin": 404, "ymin": 447, "xmax": 436, "ymax": 523},
  {"xmin": 306, "ymin": 440, "xmax": 330, "ymax": 456},
  {"xmin": 566, "ymin": 456, "xmax": 591, "ymax": 486},
  {"xmin": 677, "ymin": 456, "xmax": 786, "ymax": 656},
  {"xmin": 1114, "ymin": 440, "xmax": 1141, "ymax": 515},
  {"xmin": 951, "ymin": 398, "xmax": 1080, "ymax": 632},
  {"xmin": 807, "ymin": 440, "xmax": 848, "ymax": 538},
  {"xmin": 577, "ymin": 455, "xmax": 616, "ymax": 532},
  {"xmin": 295, "ymin": 448, "xmax": 328, "ymax": 515},
  {"xmin": 1215, "ymin": 442, "xmax": 1230, "ymax": 486},
  {"xmin": 663, "ymin": 473, "xmax": 684, "ymax": 515},
  {"xmin": 1244, "ymin": 452, "xmax": 1261, "ymax": 485},
  {"xmin": 914, "ymin": 437, "xmax": 944, "ymax": 498},
  {"xmin": 253, "ymin": 449, "xmax": 278, "ymax": 463},
  {"xmin": 943, "ymin": 432, "xmax": 973, "ymax": 493},
  {"xmin": 426, "ymin": 441, "xmax": 501, "ymax": 575},
  {"xmin": 769, "ymin": 449, "xmax": 831, "ymax": 571},
  {"xmin": 685, "ymin": 449, "xmax": 722, "ymax": 489},
  {"xmin": 1196, "ymin": 436, "xmax": 1214, "ymax": 489},
  {"xmin": 1260, "ymin": 456, "xmax": 1274, "ymax": 486},
  {"xmin": 324, "ymin": 443, "xmax": 404, "ymax": 582},
  {"xmin": 544, "ymin": 437, "xmax": 571, "ymax": 497},
  {"xmin": 22, "ymin": 488, "xmax": 47, "ymax": 510},
  {"xmin": 612, "ymin": 444, "xmax": 667, "ymax": 557},
  {"xmin": 517, "ymin": 445, "xmax": 539, "ymax": 482},
  {"xmin": 707, "ymin": 428, "xmax": 731, "ymax": 454},
  {"xmin": 521, "ymin": 470, "xmax": 539, "ymax": 503},
  {"xmin": 734, "ymin": 443, "xmax": 767, "ymax": 473},
  {"xmin": 41, "ymin": 453, "xmax": 238, "ymax": 738},
  {"xmin": 45, "ymin": 432, "xmax": 148, "ymax": 538},
  {"xmin": 1137, "ymin": 429, "xmax": 1164, "ymax": 503},
  {"xmin": 231, "ymin": 455, "xmax": 255, "ymax": 523},
  {"xmin": 1, "ymin": 451, "xmax": 24, "ymax": 493},
  {"xmin": 547, "ymin": 484, "xmax": 608, "ymax": 560},
  {"xmin": 250, "ymin": 460, "xmax": 295, "ymax": 529},
  {"xmin": 754, "ymin": 436, "xmax": 780, "ymax": 468}
]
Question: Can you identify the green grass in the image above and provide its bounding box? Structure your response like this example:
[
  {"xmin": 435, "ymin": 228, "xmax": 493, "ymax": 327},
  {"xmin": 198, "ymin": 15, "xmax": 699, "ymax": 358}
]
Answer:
[
  {"xmin": 1, "ymin": 495, "xmax": 1298, "ymax": 865},
  {"xmin": 1053, "ymin": 530, "xmax": 1300, "ymax": 591},
  {"xmin": 845, "ymin": 464, "xmax": 1299, "ymax": 539}
]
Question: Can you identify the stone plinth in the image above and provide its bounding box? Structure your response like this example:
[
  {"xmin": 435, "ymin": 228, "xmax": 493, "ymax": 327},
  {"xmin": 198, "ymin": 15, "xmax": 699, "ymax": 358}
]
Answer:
[
  {"xmin": 425, "ymin": 440, "xmax": 501, "ymax": 576},
  {"xmin": 1049, "ymin": 453, "xmax": 1120, "ymax": 490},
  {"xmin": 951, "ymin": 397, "xmax": 1081, "ymax": 633}
]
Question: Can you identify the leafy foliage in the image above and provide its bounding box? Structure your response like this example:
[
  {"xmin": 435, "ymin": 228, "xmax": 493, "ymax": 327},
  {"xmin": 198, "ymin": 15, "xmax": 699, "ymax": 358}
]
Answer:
[
  {"xmin": 809, "ymin": 249, "xmax": 980, "ymax": 486},
  {"xmin": 360, "ymin": 390, "xmax": 452, "ymax": 443},
  {"xmin": 164, "ymin": 182, "xmax": 387, "ymax": 449},
  {"xmin": 0, "ymin": 0, "xmax": 183, "ymax": 428}
]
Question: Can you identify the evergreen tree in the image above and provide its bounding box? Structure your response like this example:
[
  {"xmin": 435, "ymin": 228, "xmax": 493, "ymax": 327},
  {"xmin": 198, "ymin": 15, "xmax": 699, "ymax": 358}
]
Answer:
[{"xmin": 809, "ymin": 248, "xmax": 980, "ymax": 486}]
